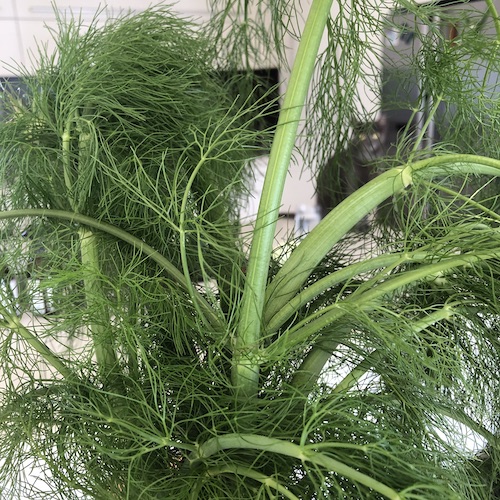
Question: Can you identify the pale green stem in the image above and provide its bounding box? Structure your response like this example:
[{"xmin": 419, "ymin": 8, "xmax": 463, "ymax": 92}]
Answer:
[
  {"xmin": 0, "ymin": 209, "xmax": 222, "ymax": 330},
  {"xmin": 331, "ymin": 304, "xmax": 456, "ymax": 394},
  {"xmin": 265, "ymin": 168, "xmax": 411, "ymax": 318},
  {"xmin": 265, "ymin": 249, "xmax": 431, "ymax": 333},
  {"xmin": 409, "ymin": 95, "xmax": 442, "ymax": 159},
  {"xmin": 265, "ymin": 167, "xmax": 412, "ymax": 322},
  {"xmin": 62, "ymin": 121, "xmax": 74, "ymax": 199},
  {"xmin": 331, "ymin": 350, "xmax": 382, "ymax": 394},
  {"xmin": 234, "ymin": 0, "xmax": 334, "ymax": 397},
  {"xmin": 270, "ymin": 250, "xmax": 500, "ymax": 357},
  {"xmin": 485, "ymin": 0, "xmax": 500, "ymax": 41},
  {"xmin": 79, "ymin": 227, "xmax": 117, "ymax": 375},
  {"xmin": 289, "ymin": 337, "xmax": 343, "ymax": 394},
  {"xmin": 264, "ymin": 154, "xmax": 500, "ymax": 324},
  {"xmin": 206, "ymin": 465, "xmax": 300, "ymax": 500},
  {"xmin": 62, "ymin": 120, "xmax": 117, "ymax": 376},
  {"xmin": 192, "ymin": 433, "xmax": 401, "ymax": 499},
  {"xmin": 0, "ymin": 307, "xmax": 73, "ymax": 379}
]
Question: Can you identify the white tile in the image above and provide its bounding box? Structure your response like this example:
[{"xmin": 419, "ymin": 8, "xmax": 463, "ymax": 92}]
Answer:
[
  {"xmin": 0, "ymin": 0, "xmax": 15, "ymax": 18},
  {"xmin": 0, "ymin": 21, "xmax": 23, "ymax": 75},
  {"xmin": 16, "ymin": 19, "xmax": 59, "ymax": 71},
  {"xmin": 14, "ymin": 1, "xmax": 107, "ymax": 19}
]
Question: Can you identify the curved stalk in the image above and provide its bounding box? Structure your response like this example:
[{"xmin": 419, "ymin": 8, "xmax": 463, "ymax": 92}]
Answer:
[
  {"xmin": 433, "ymin": 405, "xmax": 497, "ymax": 445},
  {"xmin": 234, "ymin": 0, "xmax": 335, "ymax": 397},
  {"xmin": 264, "ymin": 167, "xmax": 412, "ymax": 321},
  {"xmin": 265, "ymin": 249, "xmax": 431, "ymax": 333},
  {"xmin": 264, "ymin": 154, "xmax": 500, "ymax": 323},
  {"xmin": 0, "ymin": 209, "xmax": 222, "ymax": 330},
  {"xmin": 62, "ymin": 123, "xmax": 74, "ymax": 198},
  {"xmin": 192, "ymin": 433, "xmax": 401, "ymax": 499},
  {"xmin": 267, "ymin": 249, "xmax": 499, "ymax": 358}
]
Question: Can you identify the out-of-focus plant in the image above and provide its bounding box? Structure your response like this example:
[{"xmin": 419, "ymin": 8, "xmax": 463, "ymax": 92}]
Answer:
[{"xmin": 0, "ymin": 1, "xmax": 498, "ymax": 498}]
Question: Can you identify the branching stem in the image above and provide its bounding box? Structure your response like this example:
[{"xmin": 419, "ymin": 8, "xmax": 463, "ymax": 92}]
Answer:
[
  {"xmin": 265, "ymin": 154, "xmax": 500, "ymax": 324},
  {"xmin": 234, "ymin": 0, "xmax": 335, "ymax": 398},
  {"xmin": 272, "ymin": 250, "xmax": 500, "ymax": 357},
  {"xmin": 265, "ymin": 249, "xmax": 431, "ymax": 333},
  {"xmin": 193, "ymin": 433, "xmax": 401, "ymax": 499}
]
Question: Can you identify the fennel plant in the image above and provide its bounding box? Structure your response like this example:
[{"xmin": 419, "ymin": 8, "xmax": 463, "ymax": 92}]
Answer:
[{"xmin": 0, "ymin": 1, "xmax": 499, "ymax": 499}]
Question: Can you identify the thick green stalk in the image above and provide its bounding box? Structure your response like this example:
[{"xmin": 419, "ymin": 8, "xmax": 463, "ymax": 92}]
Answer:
[
  {"xmin": 265, "ymin": 249, "xmax": 431, "ymax": 333},
  {"xmin": 433, "ymin": 405, "xmax": 497, "ymax": 445},
  {"xmin": 264, "ymin": 167, "xmax": 411, "ymax": 322},
  {"xmin": 192, "ymin": 433, "xmax": 401, "ymax": 499},
  {"xmin": 62, "ymin": 125, "xmax": 74, "ymax": 197},
  {"xmin": 264, "ymin": 154, "xmax": 500, "ymax": 323},
  {"xmin": 485, "ymin": 0, "xmax": 500, "ymax": 40},
  {"xmin": 61, "ymin": 119, "xmax": 75, "ymax": 202},
  {"xmin": 234, "ymin": 0, "xmax": 334, "ymax": 397},
  {"xmin": 78, "ymin": 227, "xmax": 117, "ymax": 376},
  {"xmin": 270, "ymin": 250, "xmax": 500, "ymax": 357}
]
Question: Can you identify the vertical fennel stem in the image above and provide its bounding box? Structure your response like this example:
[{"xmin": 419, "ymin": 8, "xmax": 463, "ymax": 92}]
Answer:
[
  {"xmin": 409, "ymin": 94, "xmax": 442, "ymax": 159},
  {"xmin": 485, "ymin": 0, "xmax": 500, "ymax": 40},
  {"xmin": 62, "ymin": 125, "xmax": 74, "ymax": 194},
  {"xmin": 60, "ymin": 225, "xmax": 112, "ymax": 374},
  {"xmin": 63, "ymin": 118, "xmax": 118, "ymax": 378},
  {"xmin": 79, "ymin": 228, "xmax": 117, "ymax": 374},
  {"xmin": 234, "ymin": 0, "xmax": 334, "ymax": 397}
]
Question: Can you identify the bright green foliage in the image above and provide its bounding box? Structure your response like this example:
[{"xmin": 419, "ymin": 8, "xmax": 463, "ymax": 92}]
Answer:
[{"xmin": 0, "ymin": 2, "xmax": 499, "ymax": 499}]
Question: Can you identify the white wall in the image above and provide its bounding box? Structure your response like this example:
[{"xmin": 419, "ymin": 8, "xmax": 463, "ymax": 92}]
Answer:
[{"xmin": 0, "ymin": 0, "xmax": 214, "ymax": 75}]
